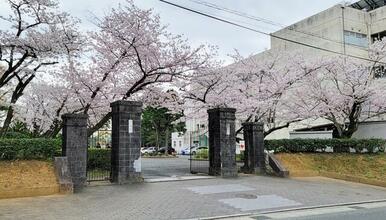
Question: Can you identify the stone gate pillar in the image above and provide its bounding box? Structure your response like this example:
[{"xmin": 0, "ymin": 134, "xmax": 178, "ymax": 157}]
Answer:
[
  {"xmin": 242, "ymin": 122, "xmax": 265, "ymax": 174},
  {"xmin": 110, "ymin": 101, "xmax": 143, "ymax": 184},
  {"xmin": 208, "ymin": 108, "xmax": 237, "ymax": 177},
  {"xmin": 61, "ymin": 114, "xmax": 88, "ymax": 191}
]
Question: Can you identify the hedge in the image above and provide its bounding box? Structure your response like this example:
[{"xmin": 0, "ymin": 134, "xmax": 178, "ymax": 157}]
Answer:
[
  {"xmin": 0, "ymin": 138, "xmax": 61, "ymax": 160},
  {"xmin": 87, "ymin": 148, "xmax": 111, "ymax": 170},
  {"xmin": 1, "ymin": 138, "xmax": 384, "ymax": 162},
  {"xmin": 265, "ymin": 138, "xmax": 386, "ymax": 154},
  {"xmin": 194, "ymin": 149, "xmax": 208, "ymax": 160}
]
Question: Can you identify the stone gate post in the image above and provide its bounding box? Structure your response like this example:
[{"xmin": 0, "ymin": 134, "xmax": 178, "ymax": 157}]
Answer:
[
  {"xmin": 208, "ymin": 108, "xmax": 238, "ymax": 177},
  {"xmin": 61, "ymin": 114, "xmax": 88, "ymax": 191},
  {"xmin": 242, "ymin": 122, "xmax": 265, "ymax": 174},
  {"xmin": 110, "ymin": 101, "xmax": 143, "ymax": 184}
]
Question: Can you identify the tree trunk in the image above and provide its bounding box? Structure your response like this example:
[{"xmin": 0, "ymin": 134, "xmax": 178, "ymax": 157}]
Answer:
[
  {"xmin": 0, "ymin": 74, "xmax": 35, "ymax": 135},
  {"xmin": 155, "ymin": 128, "xmax": 160, "ymax": 150},
  {"xmin": 1, "ymin": 106, "xmax": 14, "ymax": 135},
  {"xmin": 164, "ymin": 128, "xmax": 169, "ymax": 155},
  {"xmin": 87, "ymin": 112, "xmax": 112, "ymax": 137},
  {"xmin": 1, "ymin": 91, "xmax": 21, "ymax": 135},
  {"xmin": 43, "ymin": 119, "xmax": 63, "ymax": 138},
  {"xmin": 333, "ymin": 102, "xmax": 361, "ymax": 139}
]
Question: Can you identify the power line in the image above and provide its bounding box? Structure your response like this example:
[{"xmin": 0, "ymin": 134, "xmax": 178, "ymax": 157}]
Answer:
[
  {"xmin": 188, "ymin": 0, "xmax": 284, "ymax": 27},
  {"xmin": 159, "ymin": 0, "xmax": 384, "ymax": 64},
  {"xmin": 188, "ymin": 0, "xmax": 367, "ymax": 51}
]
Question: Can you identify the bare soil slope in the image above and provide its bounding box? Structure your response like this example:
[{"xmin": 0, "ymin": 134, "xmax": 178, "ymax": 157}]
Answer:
[
  {"xmin": 276, "ymin": 153, "xmax": 386, "ymax": 186},
  {"xmin": 0, "ymin": 160, "xmax": 59, "ymax": 199}
]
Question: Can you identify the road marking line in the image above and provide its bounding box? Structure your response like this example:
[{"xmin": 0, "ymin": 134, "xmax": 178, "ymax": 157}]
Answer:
[
  {"xmin": 262, "ymin": 206, "xmax": 353, "ymax": 219},
  {"xmin": 196, "ymin": 199, "xmax": 386, "ymax": 220},
  {"xmin": 353, "ymin": 201, "xmax": 386, "ymax": 209}
]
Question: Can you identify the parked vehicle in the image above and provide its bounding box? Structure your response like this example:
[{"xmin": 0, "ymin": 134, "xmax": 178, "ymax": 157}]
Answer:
[
  {"xmin": 142, "ymin": 147, "xmax": 157, "ymax": 154},
  {"xmin": 157, "ymin": 147, "xmax": 175, "ymax": 154},
  {"xmin": 181, "ymin": 147, "xmax": 190, "ymax": 155},
  {"xmin": 191, "ymin": 146, "xmax": 208, "ymax": 155}
]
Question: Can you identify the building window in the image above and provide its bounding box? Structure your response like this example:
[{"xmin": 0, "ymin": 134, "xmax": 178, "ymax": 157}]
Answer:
[
  {"xmin": 344, "ymin": 31, "xmax": 368, "ymax": 47},
  {"xmin": 179, "ymin": 141, "xmax": 182, "ymax": 147},
  {"xmin": 173, "ymin": 141, "xmax": 176, "ymax": 147},
  {"xmin": 374, "ymin": 65, "xmax": 386, "ymax": 78},
  {"xmin": 371, "ymin": 31, "xmax": 386, "ymax": 43}
]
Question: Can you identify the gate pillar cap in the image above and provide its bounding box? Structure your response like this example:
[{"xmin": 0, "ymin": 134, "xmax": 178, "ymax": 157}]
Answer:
[
  {"xmin": 242, "ymin": 122, "xmax": 264, "ymax": 131},
  {"xmin": 207, "ymin": 108, "xmax": 236, "ymax": 113},
  {"xmin": 110, "ymin": 100, "xmax": 143, "ymax": 107},
  {"xmin": 61, "ymin": 114, "xmax": 88, "ymax": 119},
  {"xmin": 242, "ymin": 122, "xmax": 264, "ymax": 126}
]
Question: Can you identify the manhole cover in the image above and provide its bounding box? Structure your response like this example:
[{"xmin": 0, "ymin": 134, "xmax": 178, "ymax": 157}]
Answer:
[{"xmin": 235, "ymin": 193, "xmax": 258, "ymax": 199}]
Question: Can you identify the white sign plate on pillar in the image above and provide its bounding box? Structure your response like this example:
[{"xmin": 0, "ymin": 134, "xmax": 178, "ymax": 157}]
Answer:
[
  {"xmin": 134, "ymin": 157, "xmax": 141, "ymax": 172},
  {"xmin": 128, "ymin": 119, "xmax": 133, "ymax": 134},
  {"xmin": 226, "ymin": 123, "xmax": 230, "ymax": 136}
]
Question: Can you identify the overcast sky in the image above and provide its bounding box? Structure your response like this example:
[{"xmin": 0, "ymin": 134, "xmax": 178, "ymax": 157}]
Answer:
[{"xmin": 1, "ymin": 0, "xmax": 350, "ymax": 61}]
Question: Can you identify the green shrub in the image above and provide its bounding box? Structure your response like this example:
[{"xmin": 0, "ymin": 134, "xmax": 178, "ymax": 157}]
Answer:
[
  {"xmin": 236, "ymin": 152, "xmax": 244, "ymax": 162},
  {"xmin": 87, "ymin": 148, "xmax": 110, "ymax": 170},
  {"xmin": 2, "ymin": 131, "xmax": 32, "ymax": 139},
  {"xmin": 265, "ymin": 138, "xmax": 386, "ymax": 154},
  {"xmin": 0, "ymin": 138, "xmax": 61, "ymax": 160},
  {"xmin": 195, "ymin": 149, "xmax": 208, "ymax": 159}
]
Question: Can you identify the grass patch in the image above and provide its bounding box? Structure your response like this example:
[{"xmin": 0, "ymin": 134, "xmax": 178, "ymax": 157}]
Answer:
[{"xmin": 276, "ymin": 153, "xmax": 386, "ymax": 182}]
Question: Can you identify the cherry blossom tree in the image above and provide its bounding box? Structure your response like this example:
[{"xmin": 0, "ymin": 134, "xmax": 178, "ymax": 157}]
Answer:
[
  {"xmin": 0, "ymin": 0, "xmax": 83, "ymax": 134},
  {"xmin": 183, "ymin": 50, "xmax": 324, "ymax": 136},
  {"xmin": 16, "ymin": 81, "xmax": 75, "ymax": 136},
  {"xmin": 294, "ymin": 39, "xmax": 386, "ymax": 138},
  {"xmin": 76, "ymin": 0, "xmax": 216, "ymax": 136},
  {"xmin": 15, "ymin": 0, "xmax": 216, "ymax": 137}
]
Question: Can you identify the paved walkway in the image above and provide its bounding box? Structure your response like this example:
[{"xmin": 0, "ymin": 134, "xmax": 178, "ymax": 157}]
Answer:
[{"xmin": 1, "ymin": 176, "xmax": 386, "ymax": 220}]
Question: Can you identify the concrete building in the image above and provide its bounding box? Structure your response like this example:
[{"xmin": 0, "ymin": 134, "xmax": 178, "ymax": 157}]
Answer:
[
  {"xmin": 272, "ymin": 0, "xmax": 386, "ymax": 60},
  {"xmin": 172, "ymin": 118, "xmax": 208, "ymax": 154}
]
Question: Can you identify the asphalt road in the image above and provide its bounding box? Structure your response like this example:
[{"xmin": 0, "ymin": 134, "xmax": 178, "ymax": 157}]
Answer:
[
  {"xmin": 251, "ymin": 201, "xmax": 386, "ymax": 220},
  {"xmin": 293, "ymin": 207, "xmax": 386, "ymax": 220},
  {"xmin": 141, "ymin": 155, "xmax": 192, "ymax": 179}
]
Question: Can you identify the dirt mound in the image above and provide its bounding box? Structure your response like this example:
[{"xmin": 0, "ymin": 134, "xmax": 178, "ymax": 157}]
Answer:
[
  {"xmin": 276, "ymin": 153, "xmax": 386, "ymax": 187},
  {"xmin": 0, "ymin": 160, "xmax": 59, "ymax": 199}
]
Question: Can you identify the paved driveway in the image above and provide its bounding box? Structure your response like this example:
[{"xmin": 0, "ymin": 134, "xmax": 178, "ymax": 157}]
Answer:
[
  {"xmin": 1, "ymin": 176, "xmax": 386, "ymax": 220},
  {"xmin": 142, "ymin": 155, "xmax": 193, "ymax": 179}
]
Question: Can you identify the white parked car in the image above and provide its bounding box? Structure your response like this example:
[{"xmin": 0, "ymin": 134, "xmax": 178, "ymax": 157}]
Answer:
[
  {"xmin": 191, "ymin": 146, "xmax": 208, "ymax": 155},
  {"xmin": 181, "ymin": 147, "xmax": 191, "ymax": 155},
  {"xmin": 142, "ymin": 147, "xmax": 157, "ymax": 154}
]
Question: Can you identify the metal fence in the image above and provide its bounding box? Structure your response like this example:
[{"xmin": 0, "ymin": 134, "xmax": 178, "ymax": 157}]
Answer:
[
  {"xmin": 87, "ymin": 168, "xmax": 111, "ymax": 182},
  {"xmin": 88, "ymin": 129, "xmax": 112, "ymax": 148},
  {"xmin": 87, "ymin": 148, "xmax": 112, "ymax": 182},
  {"xmin": 190, "ymin": 155, "xmax": 210, "ymax": 174}
]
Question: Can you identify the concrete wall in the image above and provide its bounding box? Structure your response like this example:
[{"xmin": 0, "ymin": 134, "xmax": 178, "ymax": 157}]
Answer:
[
  {"xmin": 370, "ymin": 6, "xmax": 386, "ymax": 34},
  {"xmin": 268, "ymin": 120, "xmax": 386, "ymax": 140},
  {"xmin": 353, "ymin": 121, "xmax": 386, "ymax": 139},
  {"xmin": 271, "ymin": 5, "xmax": 371, "ymax": 59},
  {"xmin": 289, "ymin": 131, "xmax": 333, "ymax": 139}
]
